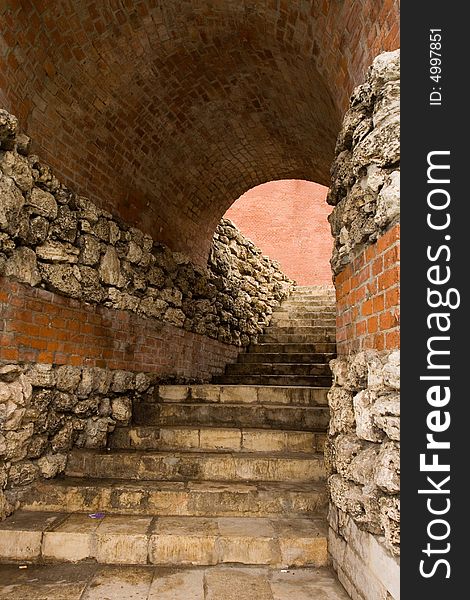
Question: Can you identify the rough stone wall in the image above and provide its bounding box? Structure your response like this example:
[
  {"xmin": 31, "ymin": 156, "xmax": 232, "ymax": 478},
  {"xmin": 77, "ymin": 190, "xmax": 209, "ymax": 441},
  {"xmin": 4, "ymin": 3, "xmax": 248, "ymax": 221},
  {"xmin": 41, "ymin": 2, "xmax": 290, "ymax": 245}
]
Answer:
[
  {"xmin": 0, "ymin": 361, "xmax": 159, "ymax": 520},
  {"xmin": 225, "ymin": 180, "xmax": 333, "ymax": 286},
  {"xmin": 327, "ymin": 50, "xmax": 400, "ymax": 600},
  {"xmin": 0, "ymin": 106, "xmax": 294, "ymax": 521},
  {"xmin": 0, "ymin": 108, "xmax": 293, "ymax": 352}
]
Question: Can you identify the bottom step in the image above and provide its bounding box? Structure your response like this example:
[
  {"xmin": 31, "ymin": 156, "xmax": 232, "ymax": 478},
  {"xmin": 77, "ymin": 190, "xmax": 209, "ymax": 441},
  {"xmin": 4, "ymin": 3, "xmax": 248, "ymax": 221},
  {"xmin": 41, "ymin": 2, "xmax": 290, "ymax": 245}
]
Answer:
[
  {"xmin": 0, "ymin": 563, "xmax": 350, "ymax": 600},
  {"xmin": 0, "ymin": 511, "xmax": 328, "ymax": 568}
]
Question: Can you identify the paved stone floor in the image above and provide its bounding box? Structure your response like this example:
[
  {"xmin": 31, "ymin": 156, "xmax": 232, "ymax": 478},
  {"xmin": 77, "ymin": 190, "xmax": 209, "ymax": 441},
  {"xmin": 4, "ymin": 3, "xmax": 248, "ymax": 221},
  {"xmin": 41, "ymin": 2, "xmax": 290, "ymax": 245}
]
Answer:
[{"xmin": 0, "ymin": 563, "xmax": 350, "ymax": 599}]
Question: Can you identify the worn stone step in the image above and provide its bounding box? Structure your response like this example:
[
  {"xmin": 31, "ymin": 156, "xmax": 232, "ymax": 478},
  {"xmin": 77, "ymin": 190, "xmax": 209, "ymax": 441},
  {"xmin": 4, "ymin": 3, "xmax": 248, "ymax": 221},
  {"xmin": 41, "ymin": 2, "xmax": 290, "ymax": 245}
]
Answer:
[
  {"xmin": 239, "ymin": 352, "xmax": 336, "ymax": 365},
  {"xmin": 0, "ymin": 511, "xmax": 328, "ymax": 567},
  {"xmin": 155, "ymin": 384, "xmax": 329, "ymax": 406},
  {"xmin": 272, "ymin": 310, "xmax": 336, "ymax": 319},
  {"xmin": 270, "ymin": 318, "xmax": 336, "ymax": 327},
  {"xmin": 280, "ymin": 302, "xmax": 334, "ymax": 310},
  {"xmin": 261, "ymin": 326, "xmax": 335, "ymax": 339},
  {"xmin": 65, "ymin": 449, "xmax": 326, "ymax": 483},
  {"xmin": 225, "ymin": 363, "xmax": 331, "ymax": 377},
  {"xmin": 249, "ymin": 343, "xmax": 337, "ymax": 354},
  {"xmin": 212, "ymin": 375, "xmax": 332, "ymax": 387},
  {"xmin": 259, "ymin": 333, "xmax": 336, "ymax": 344},
  {"xmin": 18, "ymin": 478, "xmax": 328, "ymax": 517},
  {"xmin": 133, "ymin": 402, "xmax": 329, "ymax": 430},
  {"xmin": 108, "ymin": 426, "xmax": 325, "ymax": 453}
]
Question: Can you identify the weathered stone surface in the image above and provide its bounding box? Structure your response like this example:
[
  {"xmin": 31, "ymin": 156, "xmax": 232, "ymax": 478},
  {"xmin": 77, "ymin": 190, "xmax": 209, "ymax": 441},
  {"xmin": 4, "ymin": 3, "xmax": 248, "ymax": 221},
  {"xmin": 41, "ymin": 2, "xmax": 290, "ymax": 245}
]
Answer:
[
  {"xmin": 79, "ymin": 234, "xmax": 102, "ymax": 265},
  {"xmin": 39, "ymin": 263, "xmax": 82, "ymax": 297},
  {"xmin": 35, "ymin": 453, "xmax": 67, "ymax": 479},
  {"xmin": 328, "ymin": 50, "xmax": 400, "ymax": 274},
  {"xmin": 27, "ymin": 187, "xmax": 58, "ymax": 219},
  {"xmin": 4, "ymin": 246, "xmax": 41, "ymax": 285},
  {"xmin": 56, "ymin": 366, "xmax": 82, "ymax": 392},
  {"xmin": 0, "ymin": 108, "xmax": 18, "ymax": 149},
  {"xmin": 353, "ymin": 390, "xmax": 384, "ymax": 443},
  {"xmin": 36, "ymin": 240, "xmax": 80, "ymax": 263},
  {"xmin": 328, "ymin": 349, "xmax": 400, "ymax": 556},
  {"xmin": 111, "ymin": 397, "xmax": 132, "ymax": 424},
  {"xmin": 99, "ymin": 246, "xmax": 121, "ymax": 286},
  {"xmin": 0, "ymin": 174, "xmax": 25, "ymax": 235},
  {"xmin": 0, "ymin": 150, "xmax": 33, "ymax": 192}
]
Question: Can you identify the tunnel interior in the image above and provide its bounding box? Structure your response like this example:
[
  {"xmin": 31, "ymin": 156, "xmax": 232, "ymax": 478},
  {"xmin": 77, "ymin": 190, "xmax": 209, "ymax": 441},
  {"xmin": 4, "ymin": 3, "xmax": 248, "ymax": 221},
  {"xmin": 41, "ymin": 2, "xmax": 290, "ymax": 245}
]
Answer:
[{"xmin": 0, "ymin": 0, "xmax": 399, "ymax": 263}]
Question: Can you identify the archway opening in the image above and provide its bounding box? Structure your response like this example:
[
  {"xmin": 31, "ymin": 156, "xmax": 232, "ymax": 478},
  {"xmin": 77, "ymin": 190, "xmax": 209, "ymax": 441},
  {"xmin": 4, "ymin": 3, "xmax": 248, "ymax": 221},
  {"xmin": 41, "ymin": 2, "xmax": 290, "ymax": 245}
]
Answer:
[{"xmin": 224, "ymin": 179, "xmax": 332, "ymax": 286}]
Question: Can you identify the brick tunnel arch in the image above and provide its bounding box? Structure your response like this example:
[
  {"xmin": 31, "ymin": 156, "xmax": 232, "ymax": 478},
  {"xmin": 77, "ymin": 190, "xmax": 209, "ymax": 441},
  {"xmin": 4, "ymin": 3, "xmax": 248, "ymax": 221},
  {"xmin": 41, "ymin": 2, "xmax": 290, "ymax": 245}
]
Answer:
[{"xmin": 0, "ymin": 0, "xmax": 398, "ymax": 264}]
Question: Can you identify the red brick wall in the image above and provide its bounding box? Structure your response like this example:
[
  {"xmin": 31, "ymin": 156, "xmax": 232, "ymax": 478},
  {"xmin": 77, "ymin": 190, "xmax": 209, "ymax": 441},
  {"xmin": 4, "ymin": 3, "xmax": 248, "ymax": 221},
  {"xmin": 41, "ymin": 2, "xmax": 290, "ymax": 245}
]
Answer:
[
  {"xmin": 0, "ymin": 277, "xmax": 240, "ymax": 378},
  {"xmin": 0, "ymin": 1, "xmax": 399, "ymax": 264},
  {"xmin": 335, "ymin": 224, "xmax": 400, "ymax": 354},
  {"xmin": 225, "ymin": 180, "xmax": 332, "ymax": 286}
]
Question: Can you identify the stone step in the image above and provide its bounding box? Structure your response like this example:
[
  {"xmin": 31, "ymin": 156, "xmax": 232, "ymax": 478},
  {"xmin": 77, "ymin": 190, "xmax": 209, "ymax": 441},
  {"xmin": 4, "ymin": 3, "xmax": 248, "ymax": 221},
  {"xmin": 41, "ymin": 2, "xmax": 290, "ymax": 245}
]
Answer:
[
  {"xmin": 65, "ymin": 449, "xmax": 326, "ymax": 483},
  {"xmin": 18, "ymin": 478, "xmax": 328, "ymax": 517},
  {"xmin": 133, "ymin": 402, "xmax": 329, "ymax": 430},
  {"xmin": 262, "ymin": 325, "xmax": 335, "ymax": 336},
  {"xmin": 249, "ymin": 343, "xmax": 337, "ymax": 354},
  {"xmin": 0, "ymin": 511, "xmax": 328, "ymax": 567},
  {"xmin": 280, "ymin": 302, "xmax": 335, "ymax": 310},
  {"xmin": 155, "ymin": 384, "xmax": 329, "ymax": 406},
  {"xmin": 212, "ymin": 375, "xmax": 332, "ymax": 387},
  {"xmin": 291, "ymin": 290, "xmax": 335, "ymax": 297},
  {"xmin": 239, "ymin": 352, "xmax": 336, "ymax": 365},
  {"xmin": 109, "ymin": 426, "xmax": 326, "ymax": 454},
  {"xmin": 225, "ymin": 363, "xmax": 331, "ymax": 377},
  {"xmin": 259, "ymin": 333, "xmax": 336, "ymax": 344},
  {"xmin": 271, "ymin": 307, "xmax": 336, "ymax": 321},
  {"xmin": 270, "ymin": 318, "xmax": 336, "ymax": 327}
]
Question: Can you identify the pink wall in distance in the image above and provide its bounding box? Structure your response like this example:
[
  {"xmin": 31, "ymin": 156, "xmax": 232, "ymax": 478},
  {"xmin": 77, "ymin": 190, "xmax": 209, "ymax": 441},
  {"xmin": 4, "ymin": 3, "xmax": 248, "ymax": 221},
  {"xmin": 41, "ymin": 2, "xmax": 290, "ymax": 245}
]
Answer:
[{"xmin": 224, "ymin": 180, "xmax": 333, "ymax": 285}]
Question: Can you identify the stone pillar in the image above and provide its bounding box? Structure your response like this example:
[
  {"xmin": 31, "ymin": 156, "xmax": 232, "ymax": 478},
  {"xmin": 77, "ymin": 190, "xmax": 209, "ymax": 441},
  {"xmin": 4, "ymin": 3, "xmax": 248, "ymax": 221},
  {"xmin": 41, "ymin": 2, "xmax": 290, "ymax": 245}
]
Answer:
[{"xmin": 327, "ymin": 50, "xmax": 400, "ymax": 600}]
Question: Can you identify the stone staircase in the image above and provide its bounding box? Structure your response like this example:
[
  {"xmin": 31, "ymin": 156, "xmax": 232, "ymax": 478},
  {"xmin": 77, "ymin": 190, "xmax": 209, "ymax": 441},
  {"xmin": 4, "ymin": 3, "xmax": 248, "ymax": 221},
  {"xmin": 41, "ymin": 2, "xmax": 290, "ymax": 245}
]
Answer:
[{"xmin": 0, "ymin": 285, "xmax": 336, "ymax": 570}]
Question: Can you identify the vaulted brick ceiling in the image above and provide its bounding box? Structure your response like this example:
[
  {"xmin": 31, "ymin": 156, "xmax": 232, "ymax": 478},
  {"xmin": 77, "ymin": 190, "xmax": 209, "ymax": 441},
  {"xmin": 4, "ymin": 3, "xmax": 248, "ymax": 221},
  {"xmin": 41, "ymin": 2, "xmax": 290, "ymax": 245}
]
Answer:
[{"xmin": 0, "ymin": 0, "xmax": 399, "ymax": 263}]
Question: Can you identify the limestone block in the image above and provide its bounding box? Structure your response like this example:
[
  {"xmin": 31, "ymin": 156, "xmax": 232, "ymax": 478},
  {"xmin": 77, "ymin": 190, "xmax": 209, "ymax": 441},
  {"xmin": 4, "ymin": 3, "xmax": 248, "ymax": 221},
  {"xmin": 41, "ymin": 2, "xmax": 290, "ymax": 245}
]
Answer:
[
  {"xmin": 0, "ymin": 150, "xmax": 33, "ymax": 192},
  {"xmin": 221, "ymin": 385, "xmax": 258, "ymax": 404},
  {"xmin": 4, "ymin": 424, "xmax": 34, "ymax": 461},
  {"xmin": 42, "ymin": 513, "xmax": 100, "ymax": 561},
  {"xmin": 110, "ymin": 397, "xmax": 132, "ymax": 424},
  {"xmin": 56, "ymin": 365, "xmax": 82, "ymax": 392},
  {"xmin": 8, "ymin": 460, "xmax": 39, "ymax": 486},
  {"xmin": 158, "ymin": 385, "xmax": 190, "ymax": 402},
  {"xmin": 99, "ymin": 245, "xmax": 121, "ymax": 286},
  {"xmin": 375, "ymin": 171, "xmax": 400, "ymax": 228},
  {"xmin": 353, "ymin": 390, "xmax": 385, "ymax": 442},
  {"xmin": 111, "ymin": 370, "xmax": 135, "ymax": 392},
  {"xmin": 0, "ymin": 511, "xmax": 62, "ymax": 560},
  {"xmin": 380, "ymin": 496, "xmax": 400, "ymax": 555},
  {"xmin": 0, "ymin": 364, "xmax": 23, "ymax": 382},
  {"xmin": 79, "ymin": 234, "xmax": 101, "ymax": 265},
  {"xmin": 0, "ymin": 175, "xmax": 25, "ymax": 236},
  {"xmin": 149, "ymin": 517, "xmax": 218, "ymax": 565},
  {"xmin": 373, "ymin": 392, "xmax": 400, "ymax": 440},
  {"xmin": 4, "ymin": 246, "xmax": 41, "ymax": 286},
  {"xmin": 39, "ymin": 263, "xmax": 82, "ymax": 297},
  {"xmin": 383, "ymin": 351, "xmax": 400, "ymax": 390},
  {"xmin": 27, "ymin": 187, "xmax": 58, "ymax": 219},
  {"xmin": 37, "ymin": 453, "xmax": 67, "ymax": 478},
  {"xmin": 26, "ymin": 363, "xmax": 56, "ymax": 388},
  {"xmin": 95, "ymin": 515, "xmax": 152, "ymax": 564}
]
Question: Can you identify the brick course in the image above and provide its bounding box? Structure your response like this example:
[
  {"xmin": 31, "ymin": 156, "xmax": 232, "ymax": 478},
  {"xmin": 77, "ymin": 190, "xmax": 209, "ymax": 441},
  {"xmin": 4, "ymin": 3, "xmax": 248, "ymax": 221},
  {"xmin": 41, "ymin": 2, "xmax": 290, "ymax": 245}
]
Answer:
[
  {"xmin": 0, "ymin": 277, "xmax": 240, "ymax": 379},
  {"xmin": 335, "ymin": 224, "xmax": 400, "ymax": 354}
]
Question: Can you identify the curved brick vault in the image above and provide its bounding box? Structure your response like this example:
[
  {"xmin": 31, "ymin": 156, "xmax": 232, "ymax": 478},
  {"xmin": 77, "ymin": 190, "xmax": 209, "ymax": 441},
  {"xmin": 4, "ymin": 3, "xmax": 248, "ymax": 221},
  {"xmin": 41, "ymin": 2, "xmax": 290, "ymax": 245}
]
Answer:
[{"xmin": 0, "ymin": 0, "xmax": 399, "ymax": 263}]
